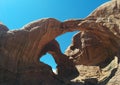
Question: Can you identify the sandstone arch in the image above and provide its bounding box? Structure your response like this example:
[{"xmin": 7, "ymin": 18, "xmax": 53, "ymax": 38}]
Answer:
[
  {"xmin": 0, "ymin": 0, "xmax": 120, "ymax": 85},
  {"xmin": 0, "ymin": 18, "xmax": 82, "ymax": 85}
]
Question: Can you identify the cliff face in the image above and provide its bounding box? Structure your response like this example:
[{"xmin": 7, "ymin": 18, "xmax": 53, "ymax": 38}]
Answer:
[{"xmin": 0, "ymin": 0, "xmax": 120, "ymax": 85}]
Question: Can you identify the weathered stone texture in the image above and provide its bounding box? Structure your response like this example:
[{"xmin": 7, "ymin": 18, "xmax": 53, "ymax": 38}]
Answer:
[{"xmin": 0, "ymin": 0, "xmax": 120, "ymax": 85}]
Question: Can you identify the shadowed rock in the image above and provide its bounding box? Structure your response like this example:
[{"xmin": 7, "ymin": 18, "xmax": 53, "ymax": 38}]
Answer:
[{"xmin": 0, "ymin": 18, "xmax": 82, "ymax": 85}]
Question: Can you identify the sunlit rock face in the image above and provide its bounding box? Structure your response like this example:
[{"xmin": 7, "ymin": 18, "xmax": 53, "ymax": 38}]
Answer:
[
  {"xmin": 65, "ymin": 31, "xmax": 115, "ymax": 66},
  {"xmin": 0, "ymin": 0, "xmax": 120, "ymax": 85},
  {"xmin": 65, "ymin": 0, "xmax": 120, "ymax": 84}
]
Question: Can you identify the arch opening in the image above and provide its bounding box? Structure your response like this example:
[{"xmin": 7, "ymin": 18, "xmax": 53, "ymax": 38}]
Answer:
[
  {"xmin": 39, "ymin": 31, "xmax": 79, "ymax": 74},
  {"xmin": 40, "ymin": 53, "xmax": 57, "ymax": 73},
  {"xmin": 56, "ymin": 31, "xmax": 79, "ymax": 53}
]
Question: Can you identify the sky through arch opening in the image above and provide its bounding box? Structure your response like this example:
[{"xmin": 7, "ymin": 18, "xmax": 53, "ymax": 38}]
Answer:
[{"xmin": 39, "ymin": 31, "xmax": 79, "ymax": 73}]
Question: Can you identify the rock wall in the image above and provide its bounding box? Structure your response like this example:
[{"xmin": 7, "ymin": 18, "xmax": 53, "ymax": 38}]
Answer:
[{"xmin": 0, "ymin": 0, "xmax": 120, "ymax": 85}]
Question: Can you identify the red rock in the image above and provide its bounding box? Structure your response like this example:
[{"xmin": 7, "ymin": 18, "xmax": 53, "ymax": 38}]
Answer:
[{"xmin": 0, "ymin": 0, "xmax": 120, "ymax": 85}]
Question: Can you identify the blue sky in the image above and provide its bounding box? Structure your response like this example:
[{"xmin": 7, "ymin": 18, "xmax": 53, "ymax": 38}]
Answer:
[{"xmin": 0, "ymin": 0, "xmax": 109, "ymax": 69}]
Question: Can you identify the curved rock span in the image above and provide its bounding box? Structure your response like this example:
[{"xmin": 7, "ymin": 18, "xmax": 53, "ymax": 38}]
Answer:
[{"xmin": 0, "ymin": 0, "xmax": 120, "ymax": 85}]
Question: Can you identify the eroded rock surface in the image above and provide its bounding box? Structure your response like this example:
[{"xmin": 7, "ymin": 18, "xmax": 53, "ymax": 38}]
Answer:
[
  {"xmin": 0, "ymin": 18, "xmax": 81, "ymax": 85},
  {"xmin": 0, "ymin": 0, "xmax": 120, "ymax": 85},
  {"xmin": 65, "ymin": 0, "xmax": 120, "ymax": 84}
]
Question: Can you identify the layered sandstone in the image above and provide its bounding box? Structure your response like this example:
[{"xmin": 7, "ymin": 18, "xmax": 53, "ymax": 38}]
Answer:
[{"xmin": 0, "ymin": 0, "xmax": 120, "ymax": 85}]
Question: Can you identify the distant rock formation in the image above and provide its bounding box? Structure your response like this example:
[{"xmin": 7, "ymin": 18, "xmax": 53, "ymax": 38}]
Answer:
[{"xmin": 0, "ymin": 0, "xmax": 120, "ymax": 85}]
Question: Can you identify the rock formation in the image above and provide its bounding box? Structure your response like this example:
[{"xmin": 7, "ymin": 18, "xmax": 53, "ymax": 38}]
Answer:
[{"xmin": 0, "ymin": 0, "xmax": 120, "ymax": 85}]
